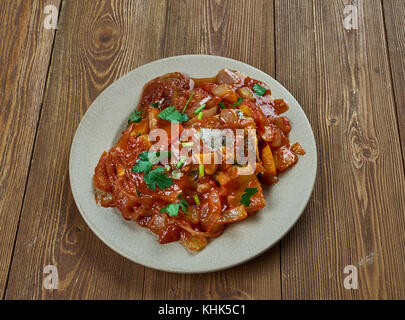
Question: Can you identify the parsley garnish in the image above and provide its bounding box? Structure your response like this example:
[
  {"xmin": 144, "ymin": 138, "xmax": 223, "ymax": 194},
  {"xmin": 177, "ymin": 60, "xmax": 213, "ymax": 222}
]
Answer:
[
  {"xmin": 253, "ymin": 84, "xmax": 266, "ymax": 96},
  {"xmin": 240, "ymin": 187, "xmax": 258, "ymax": 206},
  {"xmin": 179, "ymin": 198, "xmax": 189, "ymax": 214},
  {"xmin": 132, "ymin": 151, "xmax": 173, "ymax": 190},
  {"xmin": 160, "ymin": 198, "xmax": 189, "ymax": 217},
  {"xmin": 132, "ymin": 152, "xmax": 154, "ymax": 173},
  {"xmin": 219, "ymin": 102, "xmax": 226, "ymax": 109},
  {"xmin": 131, "ymin": 151, "xmax": 171, "ymax": 173},
  {"xmin": 158, "ymin": 106, "xmax": 189, "ymax": 122},
  {"xmin": 160, "ymin": 203, "xmax": 180, "ymax": 217},
  {"xmin": 144, "ymin": 167, "xmax": 173, "ymax": 190},
  {"xmin": 150, "ymin": 102, "xmax": 160, "ymax": 108},
  {"xmin": 128, "ymin": 110, "xmax": 143, "ymax": 125},
  {"xmin": 233, "ymin": 97, "xmax": 244, "ymax": 108}
]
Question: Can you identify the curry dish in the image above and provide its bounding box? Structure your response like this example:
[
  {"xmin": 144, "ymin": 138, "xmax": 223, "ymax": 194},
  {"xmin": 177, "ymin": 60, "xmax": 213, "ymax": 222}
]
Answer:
[{"xmin": 93, "ymin": 69, "xmax": 305, "ymax": 251}]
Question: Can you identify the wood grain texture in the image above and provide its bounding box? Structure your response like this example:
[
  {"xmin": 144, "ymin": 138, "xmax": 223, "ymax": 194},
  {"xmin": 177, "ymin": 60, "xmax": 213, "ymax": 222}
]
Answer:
[
  {"xmin": 3, "ymin": 0, "xmax": 404, "ymax": 300},
  {"xmin": 276, "ymin": 0, "xmax": 405, "ymax": 299},
  {"xmin": 5, "ymin": 0, "xmax": 169, "ymax": 299},
  {"xmin": 0, "ymin": 0, "xmax": 60, "ymax": 298},
  {"xmin": 143, "ymin": 0, "xmax": 281, "ymax": 300},
  {"xmin": 382, "ymin": 0, "xmax": 405, "ymax": 162}
]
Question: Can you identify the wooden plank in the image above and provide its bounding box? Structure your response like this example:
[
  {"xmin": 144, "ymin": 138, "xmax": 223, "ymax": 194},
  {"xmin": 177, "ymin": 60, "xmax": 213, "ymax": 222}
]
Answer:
[
  {"xmin": 5, "ymin": 0, "xmax": 168, "ymax": 299},
  {"xmin": 0, "ymin": 0, "xmax": 60, "ymax": 298},
  {"xmin": 143, "ymin": 0, "xmax": 281, "ymax": 300},
  {"xmin": 382, "ymin": 0, "xmax": 405, "ymax": 162},
  {"xmin": 276, "ymin": 0, "xmax": 405, "ymax": 299}
]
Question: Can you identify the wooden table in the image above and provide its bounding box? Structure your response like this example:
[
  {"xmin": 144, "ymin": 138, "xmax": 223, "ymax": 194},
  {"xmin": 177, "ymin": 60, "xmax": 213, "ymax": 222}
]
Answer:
[{"xmin": 1, "ymin": 0, "xmax": 404, "ymax": 300}]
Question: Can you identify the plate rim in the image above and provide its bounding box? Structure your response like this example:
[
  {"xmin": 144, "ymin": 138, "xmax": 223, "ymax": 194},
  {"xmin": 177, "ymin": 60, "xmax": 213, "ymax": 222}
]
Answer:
[{"xmin": 69, "ymin": 54, "xmax": 317, "ymax": 274}]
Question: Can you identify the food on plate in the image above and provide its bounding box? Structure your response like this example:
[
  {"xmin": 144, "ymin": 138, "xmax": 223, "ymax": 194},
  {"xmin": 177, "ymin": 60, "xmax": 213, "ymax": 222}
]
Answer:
[{"xmin": 93, "ymin": 69, "xmax": 305, "ymax": 250}]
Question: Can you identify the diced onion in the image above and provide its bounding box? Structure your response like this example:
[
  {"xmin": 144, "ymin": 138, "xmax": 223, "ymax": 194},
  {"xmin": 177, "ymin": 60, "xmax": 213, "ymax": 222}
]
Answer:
[
  {"xmin": 181, "ymin": 233, "xmax": 207, "ymax": 251},
  {"xmin": 212, "ymin": 84, "xmax": 233, "ymax": 97},
  {"xmin": 237, "ymin": 87, "xmax": 254, "ymax": 100},
  {"xmin": 172, "ymin": 170, "xmax": 182, "ymax": 180},
  {"xmin": 219, "ymin": 206, "xmax": 248, "ymax": 223}
]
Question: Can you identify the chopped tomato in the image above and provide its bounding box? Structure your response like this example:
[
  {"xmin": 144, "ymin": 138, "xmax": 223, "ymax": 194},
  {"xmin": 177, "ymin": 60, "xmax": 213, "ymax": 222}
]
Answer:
[{"xmin": 93, "ymin": 69, "xmax": 304, "ymax": 251}]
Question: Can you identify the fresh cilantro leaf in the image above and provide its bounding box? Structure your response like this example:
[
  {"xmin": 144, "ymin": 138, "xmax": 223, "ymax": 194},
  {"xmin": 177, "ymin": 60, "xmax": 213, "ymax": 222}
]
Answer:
[
  {"xmin": 160, "ymin": 198, "xmax": 188, "ymax": 217},
  {"xmin": 138, "ymin": 152, "xmax": 150, "ymax": 161},
  {"xmin": 253, "ymin": 84, "xmax": 266, "ymax": 96},
  {"xmin": 219, "ymin": 102, "xmax": 226, "ymax": 109},
  {"xmin": 158, "ymin": 106, "xmax": 189, "ymax": 122},
  {"xmin": 240, "ymin": 187, "xmax": 258, "ymax": 206},
  {"xmin": 150, "ymin": 102, "xmax": 160, "ymax": 108},
  {"xmin": 144, "ymin": 167, "xmax": 173, "ymax": 190},
  {"xmin": 132, "ymin": 156, "xmax": 153, "ymax": 173},
  {"xmin": 128, "ymin": 110, "xmax": 143, "ymax": 125},
  {"xmin": 233, "ymin": 97, "xmax": 244, "ymax": 108},
  {"xmin": 160, "ymin": 203, "xmax": 180, "ymax": 217},
  {"xmin": 132, "ymin": 151, "xmax": 171, "ymax": 173},
  {"xmin": 179, "ymin": 198, "xmax": 189, "ymax": 214}
]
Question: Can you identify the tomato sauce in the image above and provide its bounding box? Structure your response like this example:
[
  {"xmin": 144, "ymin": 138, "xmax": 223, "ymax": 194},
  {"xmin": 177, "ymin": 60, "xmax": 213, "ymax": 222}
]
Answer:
[{"xmin": 93, "ymin": 69, "xmax": 304, "ymax": 250}]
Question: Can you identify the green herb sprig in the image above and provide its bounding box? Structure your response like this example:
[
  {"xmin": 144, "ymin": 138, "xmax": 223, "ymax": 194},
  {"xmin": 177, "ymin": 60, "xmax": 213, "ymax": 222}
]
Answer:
[
  {"xmin": 150, "ymin": 102, "xmax": 160, "ymax": 108},
  {"xmin": 128, "ymin": 110, "xmax": 143, "ymax": 126},
  {"xmin": 219, "ymin": 102, "xmax": 226, "ymax": 109},
  {"xmin": 253, "ymin": 84, "xmax": 266, "ymax": 96},
  {"xmin": 233, "ymin": 97, "xmax": 244, "ymax": 108},
  {"xmin": 183, "ymin": 92, "xmax": 194, "ymax": 113},
  {"xmin": 158, "ymin": 106, "xmax": 189, "ymax": 123},
  {"xmin": 131, "ymin": 151, "xmax": 173, "ymax": 190},
  {"xmin": 240, "ymin": 187, "xmax": 258, "ymax": 206},
  {"xmin": 144, "ymin": 167, "xmax": 173, "ymax": 190},
  {"xmin": 160, "ymin": 198, "xmax": 189, "ymax": 217}
]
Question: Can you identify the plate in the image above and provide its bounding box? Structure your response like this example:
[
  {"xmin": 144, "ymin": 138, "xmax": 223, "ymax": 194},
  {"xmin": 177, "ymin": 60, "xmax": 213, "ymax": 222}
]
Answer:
[{"xmin": 69, "ymin": 55, "xmax": 317, "ymax": 273}]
